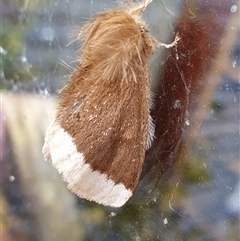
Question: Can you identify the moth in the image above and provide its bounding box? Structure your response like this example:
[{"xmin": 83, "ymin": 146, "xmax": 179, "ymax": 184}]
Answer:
[{"xmin": 43, "ymin": 0, "xmax": 179, "ymax": 207}]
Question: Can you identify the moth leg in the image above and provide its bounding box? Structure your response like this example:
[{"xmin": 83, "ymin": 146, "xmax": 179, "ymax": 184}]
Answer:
[{"xmin": 158, "ymin": 34, "xmax": 180, "ymax": 49}]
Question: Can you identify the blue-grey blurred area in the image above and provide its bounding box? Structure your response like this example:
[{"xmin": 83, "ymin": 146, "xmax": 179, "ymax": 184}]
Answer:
[{"xmin": 1, "ymin": 0, "xmax": 239, "ymax": 241}]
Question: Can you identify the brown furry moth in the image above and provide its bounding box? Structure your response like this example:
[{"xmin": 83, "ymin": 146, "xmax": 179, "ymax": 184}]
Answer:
[{"xmin": 43, "ymin": 0, "xmax": 179, "ymax": 207}]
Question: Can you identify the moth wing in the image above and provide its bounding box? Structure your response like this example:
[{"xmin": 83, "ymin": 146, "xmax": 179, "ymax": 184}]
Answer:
[{"xmin": 43, "ymin": 82, "xmax": 149, "ymax": 207}]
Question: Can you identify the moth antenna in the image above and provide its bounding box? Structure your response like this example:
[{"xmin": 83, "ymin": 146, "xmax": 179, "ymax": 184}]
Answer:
[{"xmin": 158, "ymin": 34, "xmax": 181, "ymax": 49}]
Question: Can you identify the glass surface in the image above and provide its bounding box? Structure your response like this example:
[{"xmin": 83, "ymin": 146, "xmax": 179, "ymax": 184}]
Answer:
[{"xmin": 1, "ymin": 0, "xmax": 239, "ymax": 240}]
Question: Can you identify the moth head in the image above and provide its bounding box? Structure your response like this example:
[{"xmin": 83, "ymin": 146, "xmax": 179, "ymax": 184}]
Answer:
[{"xmin": 78, "ymin": 2, "xmax": 157, "ymax": 82}]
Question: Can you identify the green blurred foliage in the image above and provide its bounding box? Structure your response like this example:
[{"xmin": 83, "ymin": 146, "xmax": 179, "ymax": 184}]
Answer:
[
  {"xmin": 1, "ymin": 0, "xmax": 54, "ymax": 89},
  {"xmin": 181, "ymin": 155, "xmax": 211, "ymax": 184},
  {"xmin": 1, "ymin": 22, "xmax": 34, "ymax": 84}
]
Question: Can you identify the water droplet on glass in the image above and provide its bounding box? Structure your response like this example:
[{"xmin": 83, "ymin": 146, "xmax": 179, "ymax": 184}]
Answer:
[
  {"xmin": 232, "ymin": 61, "xmax": 237, "ymax": 68},
  {"xmin": 21, "ymin": 56, "xmax": 27, "ymax": 63},
  {"xmin": 9, "ymin": 176, "xmax": 15, "ymax": 182},
  {"xmin": 173, "ymin": 99, "xmax": 181, "ymax": 109},
  {"xmin": 110, "ymin": 212, "xmax": 116, "ymax": 217},
  {"xmin": 41, "ymin": 27, "xmax": 55, "ymax": 42},
  {"xmin": 0, "ymin": 46, "xmax": 7, "ymax": 55},
  {"xmin": 230, "ymin": 5, "xmax": 237, "ymax": 13},
  {"xmin": 13, "ymin": 85, "xmax": 18, "ymax": 91},
  {"xmin": 0, "ymin": 71, "xmax": 5, "ymax": 79},
  {"xmin": 39, "ymin": 89, "xmax": 49, "ymax": 98},
  {"xmin": 176, "ymin": 53, "xmax": 179, "ymax": 60},
  {"xmin": 163, "ymin": 218, "xmax": 168, "ymax": 225},
  {"xmin": 185, "ymin": 119, "xmax": 190, "ymax": 126}
]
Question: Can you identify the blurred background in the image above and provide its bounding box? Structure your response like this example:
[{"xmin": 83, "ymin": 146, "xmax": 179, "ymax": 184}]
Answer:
[{"xmin": 1, "ymin": 0, "xmax": 239, "ymax": 240}]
